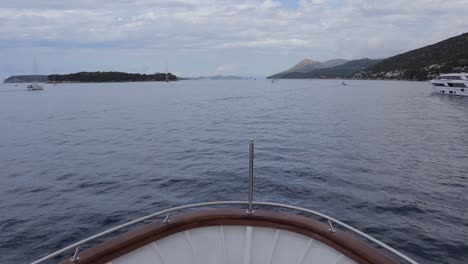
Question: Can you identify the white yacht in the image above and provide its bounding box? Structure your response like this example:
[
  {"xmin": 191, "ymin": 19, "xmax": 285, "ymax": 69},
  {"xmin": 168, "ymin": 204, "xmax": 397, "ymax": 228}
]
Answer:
[
  {"xmin": 430, "ymin": 73, "xmax": 468, "ymax": 96},
  {"xmin": 31, "ymin": 141, "xmax": 419, "ymax": 264}
]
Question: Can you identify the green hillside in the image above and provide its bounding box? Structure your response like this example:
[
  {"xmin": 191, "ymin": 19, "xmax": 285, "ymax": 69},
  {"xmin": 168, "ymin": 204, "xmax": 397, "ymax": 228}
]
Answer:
[
  {"xmin": 3, "ymin": 75, "xmax": 49, "ymax": 83},
  {"xmin": 278, "ymin": 59, "xmax": 381, "ymax": 79},
  {"xmin": 356, "ymin": 32, "xmax": 468, "ymax": 80}
]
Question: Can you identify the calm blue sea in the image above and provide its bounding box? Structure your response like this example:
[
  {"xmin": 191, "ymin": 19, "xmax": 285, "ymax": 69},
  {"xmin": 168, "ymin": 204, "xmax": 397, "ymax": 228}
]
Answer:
[{"xmin": 0, "ymin": 80, "xmax": 467, "ymax": 263}]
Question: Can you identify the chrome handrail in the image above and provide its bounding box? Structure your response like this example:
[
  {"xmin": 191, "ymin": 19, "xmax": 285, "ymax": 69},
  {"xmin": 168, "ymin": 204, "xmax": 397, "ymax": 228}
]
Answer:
[
  {"xmin": 31, "ymin": 200, "xmax": 418, "ymax": 264},
  {"xmin": 30, "ymin": 141, "xmax": 419, "ymax": 264},
  {"xmin": 30, "ymin": 201, "xmax": 246, "ymax": 264},
  {"xmin": 255, "ymin": 202, "xmax": 419, "ymax": 264}
]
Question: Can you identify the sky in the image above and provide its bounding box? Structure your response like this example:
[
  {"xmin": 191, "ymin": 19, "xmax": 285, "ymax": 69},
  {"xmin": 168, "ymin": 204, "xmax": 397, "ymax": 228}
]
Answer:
[{"xmin": 0, "ymin": 0, "xmax": 467, "ymax": 79}]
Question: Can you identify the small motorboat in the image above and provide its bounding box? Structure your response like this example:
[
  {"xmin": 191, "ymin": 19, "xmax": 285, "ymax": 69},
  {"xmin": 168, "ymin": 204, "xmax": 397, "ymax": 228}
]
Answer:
[{"xmin": 31, "ymin": 141, "xmax": 418, "ymax": 264}]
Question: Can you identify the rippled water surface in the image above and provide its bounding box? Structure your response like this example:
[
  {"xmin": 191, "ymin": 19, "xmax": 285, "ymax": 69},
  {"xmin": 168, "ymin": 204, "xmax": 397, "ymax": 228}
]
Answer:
[{"xmin": 0, "ymin": 80, "xmax": 467, "ymax": 264}]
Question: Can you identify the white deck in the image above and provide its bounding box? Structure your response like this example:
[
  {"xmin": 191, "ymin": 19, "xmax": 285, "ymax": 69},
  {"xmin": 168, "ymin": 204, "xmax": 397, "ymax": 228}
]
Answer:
[{"xmin": 107, "ymin": 226, "xmax": 357, "ymax": 264}]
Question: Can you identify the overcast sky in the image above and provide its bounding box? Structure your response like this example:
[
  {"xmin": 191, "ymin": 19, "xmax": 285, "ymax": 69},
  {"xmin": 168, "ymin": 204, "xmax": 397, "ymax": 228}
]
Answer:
[{"xmin": 1, "ymin": 0, "xmax": 467, "ymax": 79}]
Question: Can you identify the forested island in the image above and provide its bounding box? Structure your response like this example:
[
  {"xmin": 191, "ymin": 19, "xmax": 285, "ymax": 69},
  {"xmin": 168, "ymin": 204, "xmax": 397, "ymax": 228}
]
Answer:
[
  {"xmin": 3, "ymin": 75, "xmax": 49, "ymax": 83},
  {"xmin": 3, "ymin": 71, "xmax": 178, "ymax": 83},
  {"xmin": 48, "ymin": 71, "xmax": 177, "ymax": 82}
]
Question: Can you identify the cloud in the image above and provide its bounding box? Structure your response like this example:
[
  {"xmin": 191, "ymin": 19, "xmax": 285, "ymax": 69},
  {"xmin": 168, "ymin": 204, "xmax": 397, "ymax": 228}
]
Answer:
[
  {"xmin": 0, "ymin": 0, "xmax": 467, "ymax": 78},
  {"xmin": 260, "ymin": 0, "xmax": 282, "ymax": 10},
  {"xmin": 219, "ymin": 38, "xmax": 309, "ymax": 48},
  {"xmin": 215, "ymin": 64, "xmax": 238, "ymax": 74}
]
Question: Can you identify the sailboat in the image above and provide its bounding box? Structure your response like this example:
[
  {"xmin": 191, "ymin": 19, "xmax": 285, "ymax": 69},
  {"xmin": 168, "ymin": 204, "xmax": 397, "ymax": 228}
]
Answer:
[
  {"xmin": 27, "ymin": 56, "xmax": 44, "ymax": 91},
  {"xmin": 165, "ymin": 60, "xmax": 169, "ymax": 82}
]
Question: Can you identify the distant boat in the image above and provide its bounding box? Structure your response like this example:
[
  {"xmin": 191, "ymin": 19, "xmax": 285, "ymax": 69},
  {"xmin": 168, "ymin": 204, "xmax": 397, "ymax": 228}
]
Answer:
[
  {"xmin": 430, "ymin": 73, "xmax": 468, "ymax": 96},
  {"xmin": 27, "ymin": 57, "xmax": 44, "ymax": 91},
  {"xmin": 341, "ymin": 82, "xmax": 347, "ymax": 86},
  {"xmin": 165, "ymin": 61, "xmax": 169, "ymax": 82}
]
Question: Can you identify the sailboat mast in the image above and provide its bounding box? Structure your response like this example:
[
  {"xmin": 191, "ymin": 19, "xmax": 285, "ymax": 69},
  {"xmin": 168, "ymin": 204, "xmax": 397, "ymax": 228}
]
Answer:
[
  {"xmin": 34, "ymin": 56, "xmax": 38, "ymax": 85},
  {"xmin": 165, "ymin": 60, "xmax": 168, "ymax": 82}
]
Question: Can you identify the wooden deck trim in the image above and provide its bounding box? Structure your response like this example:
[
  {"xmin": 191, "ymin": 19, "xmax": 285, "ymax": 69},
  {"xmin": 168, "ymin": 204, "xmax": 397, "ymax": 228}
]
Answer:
[{"xmin": 61, "ymin": 209, "xmax": 399, "ymax": 264}]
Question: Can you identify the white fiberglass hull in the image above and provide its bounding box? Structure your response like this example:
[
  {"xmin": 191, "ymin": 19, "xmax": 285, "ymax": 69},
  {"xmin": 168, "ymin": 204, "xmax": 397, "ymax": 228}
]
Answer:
[
  {"xmin": 432, "ymin": 87, "xmax": 468, "ymax": 96},
  {"xmin": 54, "ymin": 209, "xmax": 403, "ymax": 264},
  {"xmin": 430, "ymin": 73, "xmax": 468, "ymax": 96},
  {"xmin": 110, "ymin": 225, "xmax": 357, "ymax": 264},
  {"xmin": 27, "ymin": 84, "xmax": 44, "ymax": 91}
]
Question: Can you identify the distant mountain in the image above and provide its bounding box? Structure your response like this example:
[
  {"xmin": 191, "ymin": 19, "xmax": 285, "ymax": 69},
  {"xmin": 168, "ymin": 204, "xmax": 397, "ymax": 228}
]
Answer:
[
  {"xmin": 278, "ymin": 59, "xmax": 383, "ymax": 79},
  {"xmin": 356, "ymin": 32, "xmax": 468, "ymax": 80},
  {"xmin": 186, "ymin": 75, "xmax": 252, "ymax": 80},
  {"xmin": 268, "ymin": 58, "xmax": 348, "ymax": 78},
  {"xmin": 3, "ymin": 75, "xmax": 48, "ymax": 83},
  {"xmin": 322, "ymin": 59, "xmax": 351, "ymax": 68}
]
